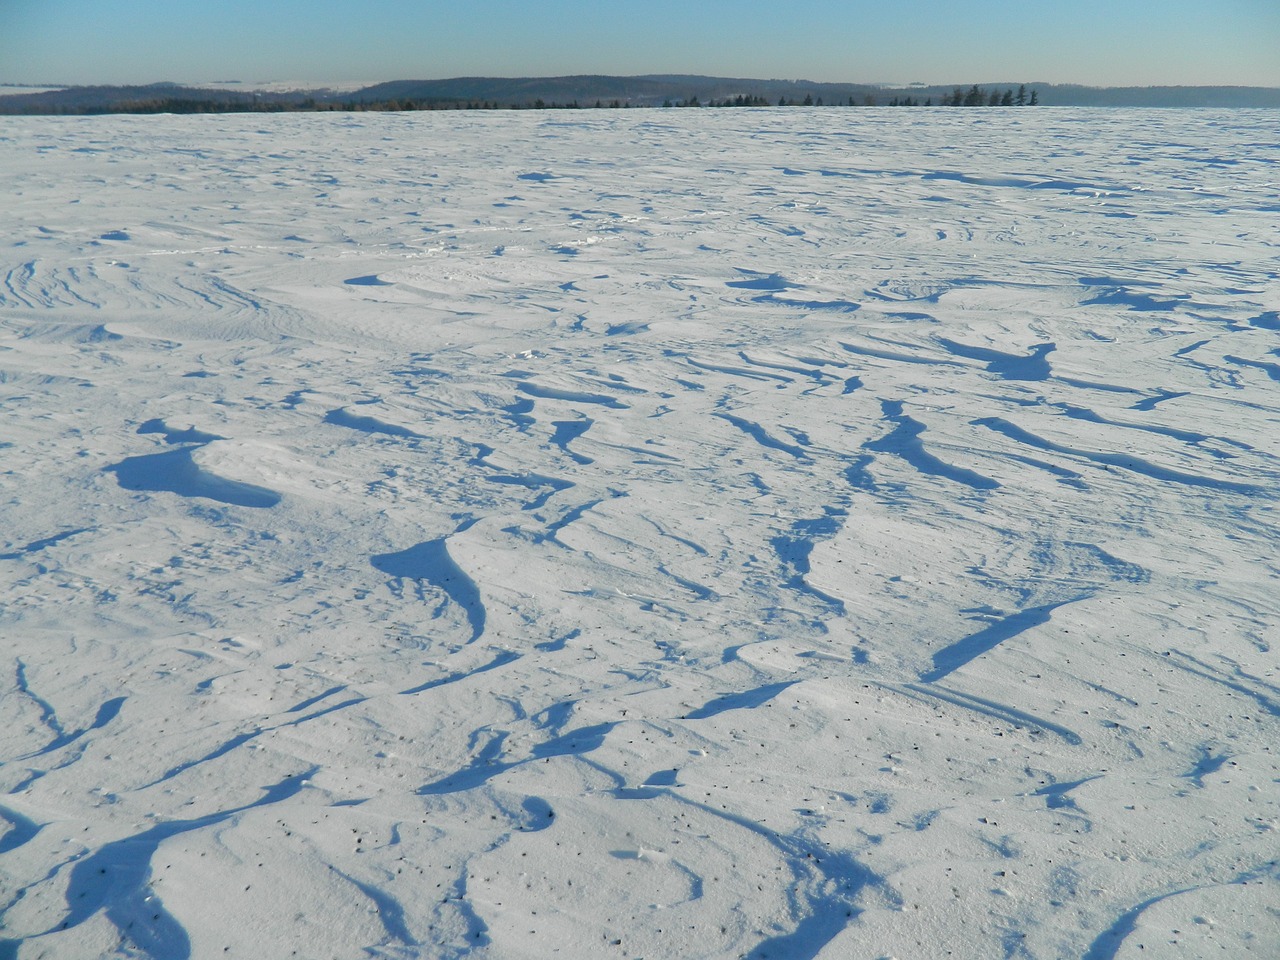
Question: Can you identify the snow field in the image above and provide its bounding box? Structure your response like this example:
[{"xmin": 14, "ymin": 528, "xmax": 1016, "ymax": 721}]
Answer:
[{"xmin": 1, "ymin": 107, "xmax": 1278, "ymax": 958}]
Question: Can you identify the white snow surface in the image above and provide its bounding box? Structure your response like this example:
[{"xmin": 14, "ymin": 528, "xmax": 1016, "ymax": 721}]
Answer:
[{"xmin": 1, "ymin": 109, "xmax": 1278, "ymax": 959}]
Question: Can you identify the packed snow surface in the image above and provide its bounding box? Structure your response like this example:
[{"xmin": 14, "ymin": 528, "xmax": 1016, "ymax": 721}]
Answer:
[{"xmin": 2, "ymin": 109, "xmax": 1278, "ymax": 959}]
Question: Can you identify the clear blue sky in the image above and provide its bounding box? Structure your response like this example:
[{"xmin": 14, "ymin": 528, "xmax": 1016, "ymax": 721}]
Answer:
[{"xmin": 3, "ymin": 0, "xmax": 1277, "ymax": 88}]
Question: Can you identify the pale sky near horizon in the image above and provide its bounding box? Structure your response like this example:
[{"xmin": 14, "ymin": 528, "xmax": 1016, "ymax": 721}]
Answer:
[{"xmin": 3, "ymin": 0, "xmax": 1278, "ymax": 88}]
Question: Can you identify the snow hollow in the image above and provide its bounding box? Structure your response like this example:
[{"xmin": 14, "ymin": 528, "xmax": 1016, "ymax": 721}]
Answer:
[{"xmin": 2, "ymin": 108, "xmax": 1278, "ymax": 959}]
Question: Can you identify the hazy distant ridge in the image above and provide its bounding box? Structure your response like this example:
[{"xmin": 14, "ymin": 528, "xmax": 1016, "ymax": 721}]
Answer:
[
  {"xmin": 356, "ymin": 75, "xmax": 1280, "ymax": 108},
  {"xmin": 3, "ymin": 75, "xmax": 1279, "ymax": 112}
]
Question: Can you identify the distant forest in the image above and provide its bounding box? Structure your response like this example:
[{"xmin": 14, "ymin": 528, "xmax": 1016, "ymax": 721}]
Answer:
[
  {"xmin": 15, "ymin": 85, "xmax": 1039, "ymax": 114},
  {"xmin": 3, "ymin": 75, "xmax": 1278, "ymax": 115}
]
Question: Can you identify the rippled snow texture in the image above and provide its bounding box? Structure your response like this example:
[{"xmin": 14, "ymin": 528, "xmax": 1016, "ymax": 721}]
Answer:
[{"xmin": 2, "ymin": 108, "xmax": 1279, "ymax": 959}]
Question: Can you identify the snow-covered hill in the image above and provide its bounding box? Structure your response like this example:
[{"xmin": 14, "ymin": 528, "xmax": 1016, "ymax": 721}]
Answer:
[{"xmin": 2, "ymin": 108, "xmax": 1277, "ymax": 959}]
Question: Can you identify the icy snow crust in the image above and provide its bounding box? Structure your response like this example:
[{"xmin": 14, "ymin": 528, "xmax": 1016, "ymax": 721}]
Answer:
[{"xmin": 1, "ymin": 109, "xmax": 1278, "ymax": 958}]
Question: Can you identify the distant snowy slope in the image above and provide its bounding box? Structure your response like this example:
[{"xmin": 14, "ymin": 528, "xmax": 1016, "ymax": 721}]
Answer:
[{"xmin": 1, "ymin": 109, "xmax": 1278, "ymax": 959}]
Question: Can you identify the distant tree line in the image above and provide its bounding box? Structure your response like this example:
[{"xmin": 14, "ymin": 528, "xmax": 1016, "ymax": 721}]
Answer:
[
  {"xmin": 654, "ymin": 87, "xmax": 1041, "ymax": 109},
  {"xmin": 3, "ymin": 86, "xmax": 1041, "ymax": 115},
  {"xmin": 933, "ymin": 84, "xmax": 1039, "ymax": 107},
  {"xmin": 29, "ymin": 97, "xmax": 295, "ymax": 115},
  {"xmin": 12, "ymin": 78, "xmax": 1280, "ymax": 114}
]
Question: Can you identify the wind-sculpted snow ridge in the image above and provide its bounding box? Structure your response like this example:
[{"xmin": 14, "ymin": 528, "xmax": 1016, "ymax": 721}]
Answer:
[{"xmin": 2, "ymin": 109, "xmax": 1278, "ymax": 959}]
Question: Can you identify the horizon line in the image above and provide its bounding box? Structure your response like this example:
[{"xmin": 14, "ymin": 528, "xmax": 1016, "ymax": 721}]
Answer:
[{"xmin": 5, "ymin": 75, "xmax": 1280, "ymax": 92}]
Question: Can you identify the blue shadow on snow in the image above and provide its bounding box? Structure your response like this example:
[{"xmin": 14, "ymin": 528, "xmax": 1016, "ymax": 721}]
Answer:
[
  {"xmin": 372, "ymin": 538, "xmax": 486, "ymax": 643},
  {"xmin": 866, "ymin": 400, "xmax": 998, "ymax": 491},
  {"xmin": 920, "ymin": 601, "xmax": 1074, "ymax": 682},
  {"xmin": 107, "ymin": 449, "xmax": 281, "ymax": 508}
]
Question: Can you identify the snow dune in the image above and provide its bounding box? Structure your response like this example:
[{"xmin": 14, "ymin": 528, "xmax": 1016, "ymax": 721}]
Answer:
[{"xmin": 2, "ymin": 108, "xmax": 1278, "ymax": 958}]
